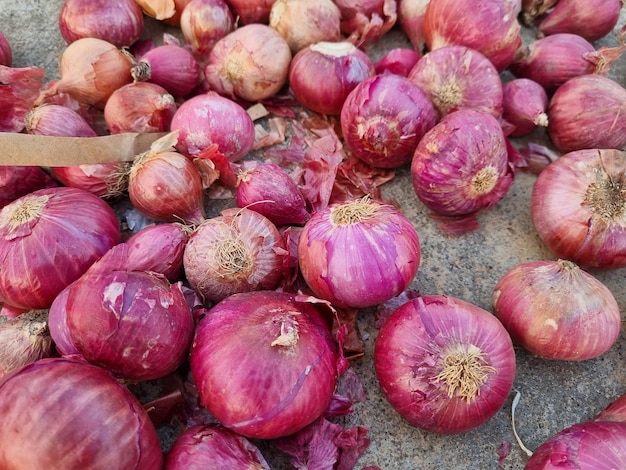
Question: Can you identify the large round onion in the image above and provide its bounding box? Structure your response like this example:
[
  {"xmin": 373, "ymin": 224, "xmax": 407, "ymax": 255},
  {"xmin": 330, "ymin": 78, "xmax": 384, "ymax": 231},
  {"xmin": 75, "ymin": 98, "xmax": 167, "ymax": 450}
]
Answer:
[
  {"xmin": 0, "ymin": 357, "xmax": 163, "ymax": 469},
  {"xmin": 189, "ymin": 290, "xmax": 338, "ymax": 439},
  {"xmin": 374, "ymin": 294, "xmax": 516, "ymax": 434},
  {"xmin": 0, "ymin": 187, "xmax": 120, "ymax": 310},
  {"xmin": 298, "ymin": 197, "xmax": 421, "ymax": 309}
]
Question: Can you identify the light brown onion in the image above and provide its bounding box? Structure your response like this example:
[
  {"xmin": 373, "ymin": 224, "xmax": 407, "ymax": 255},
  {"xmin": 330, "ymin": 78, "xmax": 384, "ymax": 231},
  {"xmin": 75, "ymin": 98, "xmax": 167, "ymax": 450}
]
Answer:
[
  {"xmin": 538, "ymin": 0, "xmax": 623, "ymax": 42},
  {"xmin": 179, "ymin": 0, "xmax": 235, "ymax": 59},
  {"xmin": 25, "ymin": 103, "xmax": 98, "ymax": 137},
  {"xmin": 520, "ymin": 0, "xmax": 558, "ymax": 25}
]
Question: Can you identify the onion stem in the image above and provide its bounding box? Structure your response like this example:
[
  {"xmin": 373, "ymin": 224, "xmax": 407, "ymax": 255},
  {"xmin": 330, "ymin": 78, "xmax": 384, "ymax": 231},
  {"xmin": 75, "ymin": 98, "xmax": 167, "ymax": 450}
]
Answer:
[
  {"xmin": 3, "ymin": 195, "xmax": 48, "ymax": 232},
  {"xmin": 330, "ymin": 196, "xmax": 378, "ymax": 225},
  {"xmin": 270, "ymin": 318, "xmax": 300, "ymax": 348},
  {"xmin": 214, "ymin": 236, "xmax": 251, "ymax": 277},
  {"xmin": 511, "ymin": 389, "xmax": 534, "ymax": 457}
]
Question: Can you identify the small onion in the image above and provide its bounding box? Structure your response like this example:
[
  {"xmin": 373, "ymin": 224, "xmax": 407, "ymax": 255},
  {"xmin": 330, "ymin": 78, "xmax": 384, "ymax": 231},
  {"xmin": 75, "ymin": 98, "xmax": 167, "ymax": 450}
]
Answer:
[
  {"xmin": 183, "ymin": 207, "xmax": 289, "ymax": 304},
  {"xmin": 411, "ymin": 108, "xmax": 514, "ymax": 219},
  {"xmin": 0, "ymin": 187, "xmax": 120, "ymax": 310},
  {"xmin": 179, "ymin": 0, "xmax": 235, "ymax": 59},
  {"xmin": 530, "ymin": 148, "xmax": 626, "ymax": 270},
  {"xmin": 189, "ymin": 290, "xmax": 338, "ymax": 439},
  {"xmin": 0, "ymin": 357, "xmax": 163, "ymax": 469},
  {"xmin": 224, "ymin": 0, "xmax": 276, "ymax": 24},
  {"xmin": 135, "ymin": 0, "xmax": 192, "ymax": 24},
  {"xmin": 334, "ymin": 0, "xmax": 398, "ymax": 47},
  {"xmin": 374, "ymin": 294, "xmax": 516, "ymax": 434},
  {"xmin": 397, "ymin": 0, "xmax": 431, "ymax": 51},
  {"xmin": 0, "ymin": 166, "xmax": 57, "ymax": 209},
  {"xmin": 58, "ymin": 0, "xmax": 144, "ymax": 48},
  {"xmin": 298, "ymin": 197, "xmax": 421, "ymax": 309},
  {"xmin": 408, "ymin": 44, "xmax": 503, "ymax": 119},
  {"xmin": 0, "ymin": 31, "xmax": 12, "ymax": 66},
  {"xmin": 538, "ymin": 0, "xmax": 623, "ymax": 42},
  {"xmin": 289, "ymin": 41, "xmax": 375, "ymax": 116},
  {"xmin": 340, "ymin": 73, "xmax": 437, "ymax": 168},
  {"xmin": 547, "ymin": 75, "xmax": 626, "ymax": 153},
  {"xmin": 204, "ymin": 24, "xmax": 292, "ymax": 102},
  {"xmin": 25, "ymin": 103, "xmax": 99, "ymax": 137},
  {"xmin": 501, "ymin": 78, "xmax": 548, "ymax": 137},
  {"xmin": 164, "ymin": 424, "xmax": 271, "ymax": 469},
  {"xmin": 170, "ymin": 92, "xmax": 255, "ymax": 160},
  {"xmin": 492, "ymin": 259, "xmax": 621, "ymax": 360},
  {"xmin": 374, "ymin": 47, "xmax": 421, "ymax": 77}
]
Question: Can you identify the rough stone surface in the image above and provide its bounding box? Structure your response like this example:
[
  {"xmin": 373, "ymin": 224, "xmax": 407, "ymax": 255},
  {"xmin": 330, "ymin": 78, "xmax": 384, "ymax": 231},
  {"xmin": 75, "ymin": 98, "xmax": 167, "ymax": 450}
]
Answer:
[{"xmin": 1, "ymin": 2, "xmax": 626, "ymax": 469}]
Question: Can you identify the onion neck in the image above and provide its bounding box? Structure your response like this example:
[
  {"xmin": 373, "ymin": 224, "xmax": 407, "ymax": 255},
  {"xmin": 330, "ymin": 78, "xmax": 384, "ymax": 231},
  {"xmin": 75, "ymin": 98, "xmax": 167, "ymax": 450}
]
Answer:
[
  {"xmin": 215, "ymin": 235, "xmax": 252, "ymax": 276},
  {"xmin": 2, "ymin": 194, "xmax": 48, "ymax": 232},
  {"xmin": 330, "ymin": 196, "xmax": 378, "ymax": 226}
]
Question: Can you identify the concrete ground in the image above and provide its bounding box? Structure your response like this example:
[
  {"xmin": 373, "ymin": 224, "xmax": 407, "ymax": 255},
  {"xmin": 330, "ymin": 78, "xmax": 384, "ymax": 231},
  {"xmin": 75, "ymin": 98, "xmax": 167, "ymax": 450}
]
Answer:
[{"xmin": 1, "ymin": 2, "xmax": 626, "ymax": 469}]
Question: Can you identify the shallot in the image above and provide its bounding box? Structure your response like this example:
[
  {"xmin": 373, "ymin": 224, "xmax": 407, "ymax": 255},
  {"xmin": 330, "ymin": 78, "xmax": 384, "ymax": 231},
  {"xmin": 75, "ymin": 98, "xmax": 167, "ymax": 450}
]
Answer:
[
  {"xmin": 179, "ymin": 0, "xmax": 235, "ymax": 59},
  {"xmin": 501, "ymin": 78, "xmax": 548, "ymax": 137},
  {"xmin": 538, "ymin": 0, "xmax": 623, "ymax": 42}
]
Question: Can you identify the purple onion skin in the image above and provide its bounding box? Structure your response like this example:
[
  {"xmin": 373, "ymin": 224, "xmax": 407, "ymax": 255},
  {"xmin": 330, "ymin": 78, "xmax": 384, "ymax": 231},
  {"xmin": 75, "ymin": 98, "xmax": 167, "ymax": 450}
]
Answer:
[
  {"xmin": 374, "ymin": 295, "xmax": 516, "ymax": 434},
  {"xmin": 411, "ymin": 108, "xmax": 514, "ymax": 217},
  {"xmin": 0, "ymin": 357, "xmax": 163, "ymax": 469},
  {"xmin": 538, "ymin": 0, "xmax": 623, "ymax": 42},
  {"xmin": 164, "ymin": 424, "xmax": 271, "ymax": 469},
  {"xmin": 48, "ymin": 286, "xmax": 79, "ymax": 356},
  {"xmin": 502, "ymin": 78, "xmax": 548, "ymax": 137},
  {"xmin": 0, "ymin": 31, "xmax": 11, "ymax": 66},
  {"xmin": 190, "ymin": 290, "xmax": 338, "ymax": 440},
  {"xmin": 525, "ymin": 421, "xmax": 626, "ymax": 469},
  {"xmin": 340, "ymin": 74, "xmax": 437, "ymax": 168},
  {"xmin": 0, "ymin": 166, "xmax": 58, "ymax": 209}
]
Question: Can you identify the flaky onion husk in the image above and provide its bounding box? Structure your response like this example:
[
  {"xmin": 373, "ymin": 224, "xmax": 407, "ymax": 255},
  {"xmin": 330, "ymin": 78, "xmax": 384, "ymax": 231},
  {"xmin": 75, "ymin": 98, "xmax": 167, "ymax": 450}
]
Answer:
[
  {"xmin": 530, "ymin": 148, "xmax": 626, "ymax": 270},
  {"xmin": 492, "ymin": 259, "xmax": 621, "ymax": 360}
]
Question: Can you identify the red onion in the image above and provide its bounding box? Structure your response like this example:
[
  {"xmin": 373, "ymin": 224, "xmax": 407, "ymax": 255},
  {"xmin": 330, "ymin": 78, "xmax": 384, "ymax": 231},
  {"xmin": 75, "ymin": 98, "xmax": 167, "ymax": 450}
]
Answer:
[
  {"xmin": 0, "ymin": 166, "xmax": 57, "ymax": 209},
  {"xmin": 0, "ymin": 187, "xmax": 120, "ymax": 310},
  {"xmin": 0, "ymin": 65, "xmax": 46, "ymax": 133},
  {"xmin": 501, "ymin": 78, "xmax": 548, "ymax": 137},
  {"xmin": 492, "ymin": 259, "xmax": 621, "ymax": 360},
  {"xmin": 179, "ymin": 0, "xmax": 235, "ymax": 59},
  {"xmin": 374, "ymin": 47, "xmax": 421, "ymax": 77},
  {"xmin": 204, "ymin": 24, "xmax": 292, "ymax": 102},
  {"xmin": 131, "ymin": 44, "xmax": 201, "ymax": 98},
  {"xmin": 58, "ymin": 0, "xmax": 144, "ymax": 48},
  {"xmin": 298, "ymin": 197, "xmax": 421, "ymax": 308},
  {"xmin": 374, "ymin": 294, "xmax": 516, "ymax": 434},
  {"xmin": 224, "ymin": 0, "xmax": 276, "ymax": 24},
  {"xmin": 538, "ymin": 0, "xmax": 623, "ymax": 42},
  {"xmin": 411, "ymin": 108, "xmax": 514, "ymax": 221},
  {"xmin": 269, "ymin": 0, "xmax": 342, "ymax": 53},
  {"xmin": 0, "ymin": 310, "xmax": 53, "ymax": 381},
  {"xmin": 521, "ymin": 0, "xmax": 558, "ymax": 24},
  {"xmin": 164, "ymin": 424, "xmax": 271, "ymax": 469},
  {"xmin": 340, "ymin": 74, "xmax": 437, "ymax": 168},
  {"xmin": 170, "ymin": 92, "xmax": 255, "ymax": 160},
  {"xmin": 397, "ymin": 0, "xmax": 430, "ymax": 51},
  {"xmin": 236, "ymin": 162, "xmax": 310, "ymax": 226},
  {"xmin": 289, "ymin": 41, "xmax": 375, "ymax": 115},
  {"xmin": 547, "ymin": 75, "xmax": 626, "ymax": 153},
  {"xmin": 0, "ymin": 31, "xmax": 12, "ymax": 66},
  {"xmin": 25, "ymin": 103, "xmax": 98, "ymax": 137},
  {"xmin": 530, "ymin": 148, "xmax": 626, "ymax": 270},
  {"xmin": 423, "ymin": 0, "xmax": 522, "ymax": 71},
  {"xmin": 104, "ymin": 81, "xmax": 177, "ymax": 134},
  {"xmin": 135, "ymin": 0, "xmax": 192, "ymax": 24},
  {"xmin": 128, "ymin": 135, "xmax": 207, "ymax": 225},
  {"xmin": 0, "ymin": 357, "xmax": 163, "ymax": 469},
  {"xmin": 334, "ymin": 0, "xmax": 398, "ymax": 47},
  {"xmin": 47, "ymin": 287, "xmax": 78, "ymax": 356},
  {"xmin": 183, "ymin": 207, "xmax": 289, "ymax": 304},
  {"xmin": 189, "ymin": 290, "xmax": 339, "ymax": 439},
  {"xmin": 408, "ymin": 45, "xmax": 503, "ymax": 119}
]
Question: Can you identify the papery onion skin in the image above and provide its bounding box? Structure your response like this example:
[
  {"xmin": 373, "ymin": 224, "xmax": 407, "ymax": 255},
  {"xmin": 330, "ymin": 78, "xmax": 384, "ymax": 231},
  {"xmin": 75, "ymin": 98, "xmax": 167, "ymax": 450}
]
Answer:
[
  {"xmin": 374, "ymin": 294, "xmax": 516, "ymax": 434},
  {"xmin": 492, "ymin": 259, "xmax": 621, "ymax": 360},
  {"xmin": 289, "ymin": 41, "xmax": 375, "ymax": 116},
  {"xmin": 397, "ymin": 0, "xmax": 430, "ymax": 51},
  {"xmin": 224, "ymin": 0, "xmax": 276, "ymax": 24},
  {"xmin": 0, "ymin": 166, "xmax": 57, "ymax": 209},
  {"xmin": 525, "ymin": 421, "xmax": 626, "ymax": 469},
  {"xmin": 298, "ymin": 197, "xmax": 421, "ymax": 309},
  {"xmin": 179, "ymin": 0, "xmax": 235, "ymax": 59},
  {"xmin": 0, "ymin": 357, "xmax": 163, "ymax": 470},
  {"xmin": 423, "ymin": 0, "xmax": 522, "ymax": 71},
  {"xmin": 0, "ymin": 65, "xmax": 46, "ymax": 133},
  {"xmin": 183, "ymin": 208, "xmax": 288, "ymax": 304},
  {"xmin": 170, "ymin": 92, "xmax": 255, "ymax": 160},
  {"xmin": 538, "ymin": 0, "xmax": 623, "ymax": 42},
  {"xmin": 407, "ymin": 45, "xmax": 503, "ymax": 119},
  {"xmin": 0, "ymin": 187, "xmax": 120, "ymax": 310},
  {"xmin": 411, "ymin": 108, "xmax": 513, "ymax": 217},
  {"xmin": 0, "ymin": 31, "xmax": 11, "ymax": 66},
  {"xmin": 164, "ymin": 424, "xmax": 271, "ymax": 469},
  {"xmin": 340, "ymin": 73, "xmax": 437, "ymax": 168},
  {"xmin": 58, "ymin": 0, "xmax": 144, "ymax": 48},
  {"xmin": 530, "ymin": 148, "xmax": 626, "ymax": 270},
  {"xmin": 501, "ymin": 78, "xmax": 548, "ymax": 137},
  {"xmin": 547, "ymin": 75, "xmax": 626, "ymax": 153},
  {"xmin": 189, "ymin": 290, "xmax": 338, "ymax": 439},
  {"xmin": 335, "ymin": 0, "xmax": 398, "ymax": 47}
]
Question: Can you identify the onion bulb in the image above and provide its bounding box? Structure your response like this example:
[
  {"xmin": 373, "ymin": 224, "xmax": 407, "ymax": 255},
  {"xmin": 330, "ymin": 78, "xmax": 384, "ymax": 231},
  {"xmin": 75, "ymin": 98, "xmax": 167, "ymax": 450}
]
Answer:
[
  {"xmin": 397, "ymin": 0, "xmax": 431, "ymax": 51},
  {"xmin": 0, "ymin": 31, "xmax": 11, "ymax": 66},
  {"xmin": 501, "ymin": 78, "xmax": 548, "ymax": 137},
  {"xmin": 0, "ymin": 166, "xmax": 57, "ymax": 209},
  {"xmin": 179, "ymin": 0, "xmax": 235, "ymax": 59},
  {"xmin": 224, "ymin": 0, "xmax": 276, "ymax": 24}
]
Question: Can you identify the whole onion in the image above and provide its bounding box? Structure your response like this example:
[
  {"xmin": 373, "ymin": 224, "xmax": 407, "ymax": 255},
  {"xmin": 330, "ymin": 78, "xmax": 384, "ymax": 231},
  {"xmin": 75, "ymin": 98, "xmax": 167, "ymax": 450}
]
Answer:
[
  {"xmin": 0, "ymin": 166, "xmax": 57, "ymax": 209},
  {"xmin": 170, "ymin": 92, "xmax": 255, "ymax": 160},
  {"xmin": 340, "ymin": 73, "xmax": 437, "ymax": 168},
  {"xmin": 530, "ymin": 148, "xmax": 626, "ymax": 270},
  {"xmin": 547, "ymin": 74, "xmax": 626, "ymax": 153},
  {"xmin": 407, "ymin": 45, "xmax": 503, "ymax": 119},
  {"xmin": 179, "ymin": 0, "xmax": 235, "ymax": 59},
  {"xmin": 135, "ymin": 0, "xmax": 192, "ymax": 24},
  {"xmin": 397, "ymin": 0, "xmax": 431, "ymax": 51},
  {"xmin": 204, "ymin": 24, "xmax": 292, "ymax": 102},
  {"xmin": 538, "ymin": 0, "xmax": 623, "ymax": 42},
  {"xmin": 164, "ymin": 424, "xmax": 271, "ymax": 469},
  {"xmin": 183, "ymin": 207, "xmax": 289, "ymax": 304},
  {"xmin": 492, "ymin": 259, "xmax": 621, "ymax": 360},
  {"xmin": 501, "ymin": 78, "xmax": 548, "ymax": 137},
  {"xmin": 374, "ymin": 47, "xmax": 421, "ymax": 77},
  {"xmin": 298, "ymin": 197, "xmax": 421, "ymax": 309},
  {"xmin": 0, "ymin": 31, "xmax": 11, "ymax": 66},
  {"xmin": 189, "ymin": 290, "xmax": 338, "ymax": 439},
  {"xmin": 423, "ymin": 0, "xmax": 522, "ymax": 71},
  {"xmin": 334, "ymin": 0, "xmax": 398, "ymax": 47},
  {"xmin": 374, "ymin": 294, "xmax": 516, "ymax": 434},
  {"xmin": 58, "ymin": 0, "xmax": 144, "ymax": 48},
  {"xmin": 25, "ymin": 103, "xmax": 98, "ymax": 137},
  {"xmin": 0, "ymin": 187, "xmax": 120, "ymax": 310},
  {"xmin": 0, "ymin": 357, "xmax": 163, "ymax": 469},
  {"xmin": 411, "ymin": 108, "xmax": 514, "ymax": 221},
  {"xmin": 224, "ymin": 0, "xmax": 276, "ymax": 24}
]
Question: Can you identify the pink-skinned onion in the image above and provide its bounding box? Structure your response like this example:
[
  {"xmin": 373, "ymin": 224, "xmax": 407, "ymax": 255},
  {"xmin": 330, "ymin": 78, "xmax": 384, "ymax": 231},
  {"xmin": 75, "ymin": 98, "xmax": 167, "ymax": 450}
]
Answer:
[
  {"xmin": 179, "ymin": 0, "xmax": 235, "ymax": 59},
  {"xmin": 224, "ymin": 0, "xmax": 276, "ymax": 24},
  {"xmin": 501, "ymin": 78, "xmax": 548, "ymax": 137},
  {"xmin": 0, "ymin": 31, "xmax": 11, "ymax": 66},
  {"xmin": 0, "ymin": 357, "xmax": 163, "ymax": 469},
  {"xmin": 374, "ymin": 294, "xmax": 516, "ymax": 434},
  {"xmin": 0, "ymin": 166, "xmax": 57, "ymax": 209},
  {"xmin": 374, "ymin": 47, "xmax": 421, "ymax": 77},
  {"xmin": 189, "ymin": 290, "xmax": 339, "ymax": 439},
  {"xmin": 298, "ymin": 196, "xmax": 421, "ymax": 309},
  {"xmin": 538, "ymin": 0, "xmax": 623, "ymax": 42}
]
